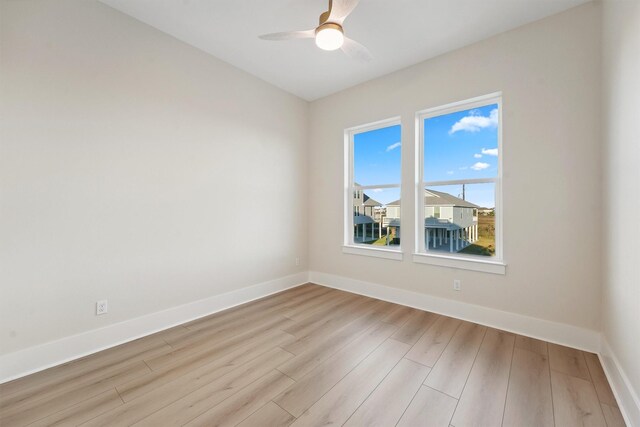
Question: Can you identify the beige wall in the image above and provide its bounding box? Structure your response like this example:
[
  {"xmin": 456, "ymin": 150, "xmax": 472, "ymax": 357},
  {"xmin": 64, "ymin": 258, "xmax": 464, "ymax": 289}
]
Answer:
[
  {"xmin": 0, "ymin": 0, "xmax": 308, "ymax": 354},
  {"xmin": 308, "ymin": 3, "xmax": 602, "ymax": 330},
  {"xmin": 602, "ymin": 0, "xmax": 640, "ymax": 407}
]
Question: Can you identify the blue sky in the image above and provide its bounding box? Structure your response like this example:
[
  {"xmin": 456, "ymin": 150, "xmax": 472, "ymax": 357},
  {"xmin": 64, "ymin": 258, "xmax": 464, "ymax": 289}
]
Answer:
[
  {"xmin": 354, "ymin": 124, "xmax": 402, "ymax": 204},
  {"xmin": 354, "ymin": 124, "xmax": 402, "ymax": 185},
  {"xmin": 353, "ymin": 104, "xmax": 498, "ymax": 207},
  {"xmin": 424, "ymin": 104, "xmax": 499, "ymax": 182},
  {"xmin": 424, "ymin": 104, "xmax": 498, "ymax": 208}
]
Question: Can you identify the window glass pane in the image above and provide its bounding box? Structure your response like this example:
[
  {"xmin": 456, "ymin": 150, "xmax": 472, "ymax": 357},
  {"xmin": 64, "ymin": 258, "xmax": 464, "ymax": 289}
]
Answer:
[
  {"xmin": 424, "ymin": 104, "xmax": 499, "ymax": 182},
  {"xmin": 422, "ymin": 183, "xmax": 495, "ymax": 257},
  {"xmin": 352, "ymin": 187, "xmax": 400, "ymax": 248},
  {"xmin": 354, "ymin": 124, "xmax": 401, "ymax": 186}
]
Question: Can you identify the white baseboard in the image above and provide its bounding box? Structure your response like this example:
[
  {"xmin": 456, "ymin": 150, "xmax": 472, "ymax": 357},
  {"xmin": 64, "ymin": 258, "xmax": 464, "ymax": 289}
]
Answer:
[
  {"xmin": 0, "ymin": 272, "xmax": 309, "ymax": 384},
  {"xmin": 599, "ymin": 338, "xmax": 640, "ymax": 427},
  {"xmin": 309, "ymin": 271, "xmax": 601, "ymax": 353}
]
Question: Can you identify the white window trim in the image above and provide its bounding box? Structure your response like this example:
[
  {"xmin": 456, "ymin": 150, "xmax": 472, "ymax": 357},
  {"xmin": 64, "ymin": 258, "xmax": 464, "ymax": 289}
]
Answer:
[
  {"xmin": 414, "ymin": 92, "xmax": 505, "ymax": 274},
  {"xmin": 343, "ymin": 245, "xmax": 403, "ymax": 261},
  {"xmin": 344, "ymin": 116, "xmax": 402, "ymax": 259},
  {"xmin": 412, "ymin": 252, "xmax": 505, "ymax": 274}
]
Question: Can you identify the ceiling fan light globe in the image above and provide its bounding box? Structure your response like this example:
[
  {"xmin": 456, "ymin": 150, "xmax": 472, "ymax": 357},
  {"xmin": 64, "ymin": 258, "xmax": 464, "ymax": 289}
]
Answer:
[{"xmin": 315, "ymin": 25, "xmax": 344, "ymax": 51}]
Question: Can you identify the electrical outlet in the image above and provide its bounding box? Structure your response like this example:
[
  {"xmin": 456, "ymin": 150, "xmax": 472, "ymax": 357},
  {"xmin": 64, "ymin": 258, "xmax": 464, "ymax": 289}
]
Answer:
[
  {"xmin": 453, "ymin": 279, "xmax": 461, "ymax": 291},
  {"xmin": 96, "ymin": 300, "xmax": 108, "ymax": 315},
  {"xmin": 295, "ymin": 257, "xmax": 300, "ymax": 266}
]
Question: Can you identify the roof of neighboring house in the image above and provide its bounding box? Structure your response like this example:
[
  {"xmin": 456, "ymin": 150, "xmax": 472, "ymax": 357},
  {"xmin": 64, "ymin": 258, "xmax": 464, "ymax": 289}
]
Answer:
[
  {"xmin": 354, "ymin": 183, "xmax": 383, "ymax": 207},
  {"xmin": 363, "ymin": 195, "xmax": 382, "ymax": 206},
  {"xmin": 386, "ymin": 189, "xmax": 480, "ymax": 208}
]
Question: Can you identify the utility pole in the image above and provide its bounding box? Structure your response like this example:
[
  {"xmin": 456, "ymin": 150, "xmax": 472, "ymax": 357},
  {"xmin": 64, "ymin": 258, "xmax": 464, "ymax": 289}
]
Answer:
[{"xmin": 462, "ymin": 184, "xmax": 466, "ymax": 200}]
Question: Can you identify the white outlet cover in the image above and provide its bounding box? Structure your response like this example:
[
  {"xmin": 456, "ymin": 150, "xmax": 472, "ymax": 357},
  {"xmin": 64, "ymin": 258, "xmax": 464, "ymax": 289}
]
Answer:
[
  {"xmin": 96, "ymin": 300, "xmax": 108, "ymax": 315},
  {"xmin": 453, "ymin": 280, "xmax": 462, "ymax": 291}
]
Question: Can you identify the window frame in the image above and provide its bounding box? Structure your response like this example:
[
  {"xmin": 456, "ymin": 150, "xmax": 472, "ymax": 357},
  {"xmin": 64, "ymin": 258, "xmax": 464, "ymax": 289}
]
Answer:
[
  {"xmin": 343, "ymin": 116, "xmax": 403, "ymax": 261},
  {"xmin": 414, "ymin": 93, "xmax": 505, "ymax": 274}
]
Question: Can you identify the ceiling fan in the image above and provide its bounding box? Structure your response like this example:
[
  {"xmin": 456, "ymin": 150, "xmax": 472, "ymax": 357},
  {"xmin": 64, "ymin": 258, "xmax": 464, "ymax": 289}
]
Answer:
[{"xmin": 258, "ymin": 0, "xmax": 372, "ymax": 62}]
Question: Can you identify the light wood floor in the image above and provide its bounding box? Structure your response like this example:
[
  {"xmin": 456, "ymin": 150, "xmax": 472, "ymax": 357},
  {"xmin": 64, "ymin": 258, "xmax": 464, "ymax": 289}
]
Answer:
[{"xmin": 0, "ymin": 284, "xmax": 625, "ymax": 427}]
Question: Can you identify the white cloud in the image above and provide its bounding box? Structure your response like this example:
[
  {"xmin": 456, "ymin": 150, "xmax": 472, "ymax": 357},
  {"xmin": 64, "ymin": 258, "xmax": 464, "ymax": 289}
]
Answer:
[
  {"xmin": 446, "ymin": 170, "xmax": 454, "ymax": 175},
  {"xmin": 459, "ymin": 166, "xmax": 468, "ymax": 170},
  {"xmin": 481, "ymin": 147, "xmax": 498, "ymax": 156},
  {"xmin": 386, "ymin": 142, "xmax": 401, "ymax": 152},
  {"xmin": 471, "ymin": 162, "xmax": 490, "ymax": 171},
  {"xmin": 449, "ymin": 108, "xmax": 498, "ymax": 135},
  {"xmin": 474, "ymin": 153, "xmax": 482, "ymax": 158},
  {"xmin": 372, "ymin": 188, "xmax": 384, "ymax": 193}
]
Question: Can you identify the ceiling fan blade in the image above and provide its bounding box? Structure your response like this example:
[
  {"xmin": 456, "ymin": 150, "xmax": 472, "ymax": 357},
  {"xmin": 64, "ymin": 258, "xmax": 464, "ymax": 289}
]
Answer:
[
  {"xmin": 258, "ymin": 29, "xmax": 315, "ymax": 41},
  {"xmin": 328, "ymin": 0, "xmax": 360, "ymax": 23},
  {"xmin": 341, "ymin": 37, "xmax": 372, "ymax": 62}
]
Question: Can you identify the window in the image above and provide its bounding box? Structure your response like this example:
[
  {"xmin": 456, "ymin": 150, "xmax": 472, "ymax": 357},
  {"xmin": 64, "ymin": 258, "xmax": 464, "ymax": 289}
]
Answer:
[
  {"xmin": 415, "ymin": 93, "xmax": 504, "ymax": 273},
  {"xmin": 344, "ymin": 118, "xmax": 402, "ymax": 260}
]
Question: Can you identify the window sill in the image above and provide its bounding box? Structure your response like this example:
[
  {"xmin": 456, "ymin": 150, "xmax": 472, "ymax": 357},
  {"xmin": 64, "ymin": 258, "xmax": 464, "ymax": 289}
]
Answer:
[
  {"xmin": 342, "ymin": 245, "xmax": 403, "ymax": 261},
  {"xmin": 412, "ymin": 252, "xmax": 506, "ymax": 274}
]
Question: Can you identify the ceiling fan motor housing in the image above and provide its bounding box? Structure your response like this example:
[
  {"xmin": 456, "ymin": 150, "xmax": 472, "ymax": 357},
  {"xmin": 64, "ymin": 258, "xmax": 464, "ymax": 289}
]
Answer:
[
  {"xmin": 315, "ymin": 22, "xmax": 343, "ymax": 36},
  {"xmin": 314, "ymin": 22, "xmax": 344, "ymax": 50}
]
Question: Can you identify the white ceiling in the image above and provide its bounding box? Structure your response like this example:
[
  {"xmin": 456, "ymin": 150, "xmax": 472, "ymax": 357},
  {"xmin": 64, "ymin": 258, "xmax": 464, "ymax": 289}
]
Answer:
[{"xmin": 101, "ymin": 0, "xmax": 589, "ymax": 101}]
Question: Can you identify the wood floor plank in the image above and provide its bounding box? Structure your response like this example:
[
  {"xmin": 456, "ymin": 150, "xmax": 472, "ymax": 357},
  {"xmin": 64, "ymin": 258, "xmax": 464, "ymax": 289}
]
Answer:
[
  {"xmin": 144, "ymin": 314, "xmax": 294, "ymax": 371},
  {"xmin": 284, "ymin": 299, "xmax": 382, "ymax": 354},
  {"xmin": 274, "ymin": 322, "xmax": 397, "ymax": 417},
  {"xmin": 343, "ymin": 358, "xmax": 430, "ymax": 427},
  {"xmin": 149, "ymin": 325, "xmax": 191, "ymax": 346},
  {"xmin": 236, "ymin": 401, "xmax": 295, "ymax": 427},
  {"xmin": 291, "ymin": 290, "xmax": 367, "ymax": 322},
  {"xmin": 380, "ymin": 305, "xmax": 418, "ymax": 327},
  {"xmin": 278, "ymin": 306, "xmax": 385, "ymax": 380},
  {"xmin": 584, "ymin": 352, "xmax": 618, "ymax": 407},
  {"xmin": 451, "ymin": 329, "xmax": 515, "ymax": 427},
  {"xmin": 424, "ymin": 321, "xmax": 487, "ymax": 398},
  {"xmin": 180, "ymin": 286, "xmax": 331, "ymax": 337},
  {"xmin": 272, "ymin": 289, "xmax": 343, "ymax": 324},
  {"xmin": 515, "ymin": 335, "xmax": 548, "ymax": 356},
  {"xmin": 391, "ymin": 310, "xmax": 439, "ymax": 345},
  {"xmin": 27, "ymin": 389, "xmax": 124, "ymax": 427},
  {"xmin": 281, "ymin": 289, "xmax": 352, "ymax": 322},
  {"xmin": 0, "ymin": 362, "xmax": 148, "ymax": 426},
  {"xmin": 280, "ymin": 298, "xmax": 387, "ymax": 356},
  {"xmin": 601, "ymin": 403, "xmax": 626, "ymax": 427},
  {"xmin": 290, "ymin": 338, "xmax": 410, "ymax": 427},
  {"xmin": 0, "ymin": 339, "xmax": 170, "ymax": 408},
  {"xmin": 503, "ymin": 347, "xmax": 554, "ymax": 427},
  {"xmin": 181, "ymin": 284, "xmax": 321, "ymax": 331},
  {"xmin": 551, "ymin": 370, "xmax": 607, "ymax": 427},
  {"xmin": 282, "ymin": 292, "xmax": 364, "ymax": 337},
  {"xmin": 118, "ymin": 329, "xmax": 293, "ymax": 402},
  {"xmin": 397, "ymin": 386, "xmax": 458, "ymax": 427},
  {"xmin": 81, "ymin": 347, "xmax": 293, "ymax": 427},
  {"xmin": 370, "ymin": 300, "xmax": 402, "ymax": 319},
  {"xmin": 131, "ymin": 352, "xmax": 294, "ymax": 427},
  {"xmin": 161, "ymin": 307, "xmax": 294, "ymax": 352},
  {"xmin": 405, "ymin": 316, "xmax": 461, "ymax": 367},
  {"xmin": 184, "ymin": 370, "xmax": 294, "ymax": 427},
  {"xmin": 548, "ymin": 343, "xmax": 591, "ymax": 381}
]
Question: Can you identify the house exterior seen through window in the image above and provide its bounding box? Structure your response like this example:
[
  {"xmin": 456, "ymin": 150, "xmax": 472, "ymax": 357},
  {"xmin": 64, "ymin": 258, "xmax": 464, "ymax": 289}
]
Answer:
[
  {"xmin": 417, "ymin": 94, "xmax": 502, "ymax": 261},
  {"xmin": 345, "ymin": 119, "xmax": 401, "ymax": 250}
]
